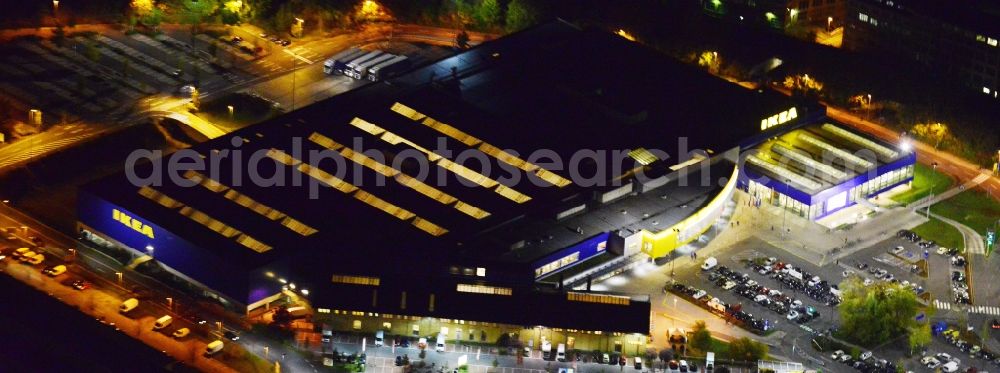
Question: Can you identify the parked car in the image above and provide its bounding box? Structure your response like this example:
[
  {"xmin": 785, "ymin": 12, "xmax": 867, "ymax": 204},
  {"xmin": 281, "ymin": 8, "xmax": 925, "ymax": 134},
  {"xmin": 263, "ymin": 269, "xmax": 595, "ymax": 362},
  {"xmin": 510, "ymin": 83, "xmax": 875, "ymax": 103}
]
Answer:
[
  {"xmin": 173, "ymin": 327, "xmax": 190, "ymax": 338},
  {"xmin": 71, "ymin": 280, "xmax": 91, "ymax": 290}
]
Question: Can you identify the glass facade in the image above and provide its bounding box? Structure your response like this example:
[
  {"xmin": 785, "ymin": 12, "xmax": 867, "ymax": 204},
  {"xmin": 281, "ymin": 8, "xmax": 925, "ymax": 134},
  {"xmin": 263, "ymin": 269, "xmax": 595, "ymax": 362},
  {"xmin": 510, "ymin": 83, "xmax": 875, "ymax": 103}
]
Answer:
[{"xmin": 746, "ymin": 164, "xmax": 914, "ymax": 220}]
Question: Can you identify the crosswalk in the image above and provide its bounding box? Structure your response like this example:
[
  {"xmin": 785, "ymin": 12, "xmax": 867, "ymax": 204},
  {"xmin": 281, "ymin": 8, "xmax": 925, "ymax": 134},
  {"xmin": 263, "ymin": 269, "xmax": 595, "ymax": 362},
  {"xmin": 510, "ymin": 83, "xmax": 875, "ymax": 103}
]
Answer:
[
  {"xmin": 934, "ymin": 299, "xmax": 952, "ymax": 310},
  {"xmin": 0, "ymin": 132, "xmax": 97, "ymax": 169},
  {"xmin": 933, "ymin": 300, "xmax": 1000, "ymax": 316}
]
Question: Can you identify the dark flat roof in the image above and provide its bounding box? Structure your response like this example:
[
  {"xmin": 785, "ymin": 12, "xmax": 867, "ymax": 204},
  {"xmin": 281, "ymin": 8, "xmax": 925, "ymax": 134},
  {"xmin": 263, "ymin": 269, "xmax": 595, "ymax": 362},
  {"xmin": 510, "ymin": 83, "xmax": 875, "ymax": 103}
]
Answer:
[{"xmin": 82, "ymin": 20, "xmax": 797, "ymax": 276}]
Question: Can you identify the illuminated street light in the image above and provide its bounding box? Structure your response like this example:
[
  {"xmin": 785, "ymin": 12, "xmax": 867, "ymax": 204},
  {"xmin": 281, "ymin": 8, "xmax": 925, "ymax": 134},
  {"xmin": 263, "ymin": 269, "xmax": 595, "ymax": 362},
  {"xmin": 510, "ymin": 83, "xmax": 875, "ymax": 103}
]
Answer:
[
  {"xmin": 166, "ymin": 297, "xmax": 173, "ymax": 310},
  {"xmin": 827, "ymin": 16, "xmax": 833, "ymax": 31},
  {"xmin": 301, "ymin": 289, "xmax": 309, "ymax": 296},
  {"xmin": 289, "ymin": 282, "xmax": 296, "ymax": 290},
  {"xmin": 900, "ymin": 138, "xmax": 913, "ymax": 153},
  {"xmin": 115, "ymin": 272, "xmax": 123, "ymax": 285},
  {"xmin": 52, "ymin": 0, "xmax": 59, "ymax": 16},
  {"xmin": 145, "ymin": 244, "xmax": 155, "ymax": 257},
  {"xmin": 227, "ymin": 105, "xmax": 234, "ymax": 120}
]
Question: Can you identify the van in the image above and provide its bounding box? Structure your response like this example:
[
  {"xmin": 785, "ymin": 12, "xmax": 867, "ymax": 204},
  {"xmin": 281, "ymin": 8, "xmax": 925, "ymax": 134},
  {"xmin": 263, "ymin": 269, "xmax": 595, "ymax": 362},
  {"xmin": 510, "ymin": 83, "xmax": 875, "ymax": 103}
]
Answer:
[
  {"xmin": 701, "ymin": 257, "xmax": 718, "ymax": 271},
  {"xmin": 556, "ymin": 343, "xmax": 566, "ymax": 361},
  {"xmin": 205, "ymin": 340, "xmax": 224, "ymax": 355},
  {"xmin": 705, "ymin": 352, "xmax": 715, "ymax": 373},
  {"xmin": 542, "ymin": 340, "xmax": 552, "ymax": 359},
  {"xmin": 375, "ymin": 330, "xmax": 384, "ymax": 347},
  {"xmin": 154, "ymin": 315, "xmax": 173, "ymax": 330},
  {"xmin": 119, "ymin": 298, "xmax": 139, "ymax": 313},
  {"xmin": 634, "ymin": 357, "xmax": 643, "ymax": 369},
  {"xmin": 435, "ymin": 333, "xmax": 446, "ymax": 352}
]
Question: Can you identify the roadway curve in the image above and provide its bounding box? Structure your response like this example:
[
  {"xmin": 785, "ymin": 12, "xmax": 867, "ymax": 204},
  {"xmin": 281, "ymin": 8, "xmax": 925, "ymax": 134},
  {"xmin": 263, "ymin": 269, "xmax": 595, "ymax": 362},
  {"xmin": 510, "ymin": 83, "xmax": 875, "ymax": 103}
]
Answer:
[{"xmin": 825, "ymin": 107, "xmax": 1000, "ymax": 201}]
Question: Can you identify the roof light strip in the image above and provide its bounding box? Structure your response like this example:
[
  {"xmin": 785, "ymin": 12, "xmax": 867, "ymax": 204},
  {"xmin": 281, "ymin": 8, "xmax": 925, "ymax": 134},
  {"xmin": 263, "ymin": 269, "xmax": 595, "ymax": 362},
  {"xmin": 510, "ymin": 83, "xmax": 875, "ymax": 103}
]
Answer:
[
  {"xmin": 822, "ymin": 124, "xmax": 898, "ymax": 159},
  {"xmin": 797, "ymin": 133, "xmax": 874, "ymax": 169},
  {"xmin": 184, "ymin": 170, "xmax": 318, "ymax": 236},
  {"xmin": 391, "ymin": 102, "xmax": 572, "ymax": 188},
  {"xmin": 266, "ymin": 149, "xmax": 450, "ymax": 237},
  {"xmin": 136, "ymin": 186, "xmax": 273, "ymax": 253},
  {"xmin": 747, "ymin": 155, "xmax": 823, "ymax": 190},
  {"xmin": 771, "ymin": 144, "xmax": 848, "ymax": 180},
  {"xmin": 349, "ymin": 117, "xmax": 531, "ymax": 204},
  {"xmin": 308, "ymin": 132, "xmax": 490, "ymax": 219}
]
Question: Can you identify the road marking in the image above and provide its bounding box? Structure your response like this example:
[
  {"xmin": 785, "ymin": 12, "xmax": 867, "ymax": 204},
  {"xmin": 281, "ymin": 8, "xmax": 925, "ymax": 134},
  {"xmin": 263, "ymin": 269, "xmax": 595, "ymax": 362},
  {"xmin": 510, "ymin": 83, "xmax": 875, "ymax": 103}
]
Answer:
[
  {"xmin": 282, "ymin": 48, "xmax": 314, "ymax": 64},
  {"xmin": 934, "ymin": 299, "xmax": 951, "ymax": 310}
]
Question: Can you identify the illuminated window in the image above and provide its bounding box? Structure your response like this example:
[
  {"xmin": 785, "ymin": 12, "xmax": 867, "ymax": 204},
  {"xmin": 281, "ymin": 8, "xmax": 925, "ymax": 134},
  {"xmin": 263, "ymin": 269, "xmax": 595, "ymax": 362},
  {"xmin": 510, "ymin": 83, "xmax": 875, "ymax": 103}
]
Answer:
[
  {"xmin": 331, "ymin": 274, "xmax": 381, "ymax": 286},
  {"xmin": 567, "ymin": 292, "xmax": 630, "ymax": 306},
  {"xmin": 456, "ymin": 284, "xmax": 512, "ymax": 296},
  {"xmin": 627, "ymin": 148, "xmax": 659, "ymax": 166},
  {"xmin": 476, "ymin": 267, "xmax": 486, "ymax": 277},
  {"xmin": 317, "ymin": 308, "xmax": 331, "ymax": 313},
  {"xmin": 353, "ymin": 320, "xmax": 362, "ymax": 330},
  {"xmin": 391, "ymin": 102, "xmax": 571, "ymax": 188},
  {"xmin": 179, "ymin": 206, "xmax": 243, "ymax": 238},
  {"xmin": 411, "ymin": 217, "xmax": 449, "ymax": 236},
  {"xmin": 535, "ymin": 252, "xmax": 581, "ymax": 277},
  {"xmin": 137, "ymin": 186, "xmax": 183, "ymax": 208},
  {"xmin": 858, "ymin": 13, "xmax": 868, "ymax": 22},
  {"xmin": 984, "ymin": 87, "xmax": 992, "ymax": 94},
  {"xmin": 383, "ymin": 322, "xmax": 392, "ymax": 329},
  {"xmin": 235, "ymin": 234, "xmax": 273, "ymax": 253},
  {"xmin": 988, "ymin": 38, "xmax": 998, "ymax": 47}
]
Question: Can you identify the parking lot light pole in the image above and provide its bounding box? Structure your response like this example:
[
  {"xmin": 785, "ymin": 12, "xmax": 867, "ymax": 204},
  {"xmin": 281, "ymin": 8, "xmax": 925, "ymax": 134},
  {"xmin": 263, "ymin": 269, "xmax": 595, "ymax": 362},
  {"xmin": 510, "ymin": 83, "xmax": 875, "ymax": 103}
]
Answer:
[
  {"xmin": 115, "ymin": 272, "xmax": 123, "ymax": 286},
  {"xmin": 166, "ymin": 297, "xmax": 173, "ymax": 311}
]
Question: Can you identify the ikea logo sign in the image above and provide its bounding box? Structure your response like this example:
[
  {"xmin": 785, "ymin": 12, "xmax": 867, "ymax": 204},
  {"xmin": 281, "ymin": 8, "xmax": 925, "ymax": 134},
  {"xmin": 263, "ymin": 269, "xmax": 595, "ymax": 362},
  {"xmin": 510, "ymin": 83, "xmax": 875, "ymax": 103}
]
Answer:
[
  {"xmin": 760, "ymin": 107, "xmax": 798, "ymax": 130},
  {"xmin": 112, "ymin": 209, "xmax": 155, "ymax": 239}
]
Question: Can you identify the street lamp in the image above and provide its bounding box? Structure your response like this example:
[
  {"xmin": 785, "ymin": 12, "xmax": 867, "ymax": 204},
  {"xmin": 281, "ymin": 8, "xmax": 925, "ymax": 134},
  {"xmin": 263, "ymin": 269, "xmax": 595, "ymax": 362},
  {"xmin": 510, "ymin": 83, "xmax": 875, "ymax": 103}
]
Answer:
[
  {"xmin": 115, "ymin": 272, "xmax": 123, "ymax": 285},
  {"xmin": 145, "ymin": 244, "xmax": 155, "ymax": 258},
  {"xmin": 52, "ymin": 0, "xmax": 59, "ymax": 16},
  {"xmin": 827, "ymin": 16, "xmax": 833, "ymax": 31},
  {"xmin": 166, "ymin": 297, "xmax": 173, "ymax": 311},
  {"xmin": 227, "ymin": 105, "xmax": 234, "ymax": 120}
]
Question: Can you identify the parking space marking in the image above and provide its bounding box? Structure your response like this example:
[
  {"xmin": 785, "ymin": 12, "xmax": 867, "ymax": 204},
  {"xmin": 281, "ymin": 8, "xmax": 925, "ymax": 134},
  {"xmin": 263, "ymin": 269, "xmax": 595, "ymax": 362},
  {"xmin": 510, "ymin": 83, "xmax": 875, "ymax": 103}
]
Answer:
[{"xmin": 282, "ymin": 48, "xmax": 314, "ymax": 64}]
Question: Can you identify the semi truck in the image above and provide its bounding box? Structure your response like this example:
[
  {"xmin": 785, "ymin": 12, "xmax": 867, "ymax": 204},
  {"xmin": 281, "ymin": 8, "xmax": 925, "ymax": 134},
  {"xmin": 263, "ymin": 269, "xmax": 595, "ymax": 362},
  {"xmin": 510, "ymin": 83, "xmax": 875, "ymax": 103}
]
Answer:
[
  {"xmin": 342, "ymin": 50, "xmax": 385, "ymax": 78},
  {"xmin": 348, "ymin": 53, "xmax": 396, "ymax": 80},
  {"xmin": 323, "ymin": 47, "xmax": 364, "ymax": 75},
  {"xmin": 367, "ymin": 55, "xmax": 410, "ymax": 82}
]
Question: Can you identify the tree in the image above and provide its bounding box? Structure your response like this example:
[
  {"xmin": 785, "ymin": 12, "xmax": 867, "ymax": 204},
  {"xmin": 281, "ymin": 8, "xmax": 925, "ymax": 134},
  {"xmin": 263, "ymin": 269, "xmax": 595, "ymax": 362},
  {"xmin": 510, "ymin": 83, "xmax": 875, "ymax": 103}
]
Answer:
[
  {"xmin": 715, "ymin": 367, "xmax": 730, "ymax": 373},
  {"xmin": 908, "ymin": 323, "xmax": 931, "ymax": 355},
  {"xmin": 505, "ymin": 0, "xmax": 540, "ymax": 33},
  {"xmin": 474, "ymin": 0, "xmax": 502, "ymax": 30},
  {"xmin": 658, "ymin": 348, "xmax": 674, "ymax": 368},
  {"xmin": 179, "ymin": 0, "xmax": 218, "ymax": 34},
  {"xmin": 838, "ymin": 278, "xmax": 920, "ymax": 346},
  {"xmin": 690, "ymin": 320, "xmax": 712, "ymax": 354},
  {"xmin": 728, "ymin": 337, "xmax": 768, "ymax": 363}
]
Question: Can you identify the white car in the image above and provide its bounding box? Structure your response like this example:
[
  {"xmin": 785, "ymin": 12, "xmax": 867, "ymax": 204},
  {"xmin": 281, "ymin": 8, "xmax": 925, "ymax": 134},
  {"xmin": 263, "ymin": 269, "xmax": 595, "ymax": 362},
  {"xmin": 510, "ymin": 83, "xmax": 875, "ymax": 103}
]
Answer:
[
  {"xmin": 891, "ymin": 246, "xmax": 905, "ymax": 254},
  {"xmin": 786, "ymin": 310, "xmax": 800, "ymax": 321},
  {"xmin": 722, "ymin": 281, "xmax": 737, "ymax": 290},
  {"xmin": 935, "ymin": 353, "xmax": 957, "ymax": 364},
  {"xmin": 830, "ymin": 350, "xmax": 844, "ymax": 360},
  {"xmin": 941, "ymin": 361, "xmax": 959, "ymax": 373},
  {"xmin": 920, "ymin": 356, "xmax": 941, "ymax": 369},
  {"xmin": 936, "ymin": 247, "xmax": 950, "ymax": 255}
]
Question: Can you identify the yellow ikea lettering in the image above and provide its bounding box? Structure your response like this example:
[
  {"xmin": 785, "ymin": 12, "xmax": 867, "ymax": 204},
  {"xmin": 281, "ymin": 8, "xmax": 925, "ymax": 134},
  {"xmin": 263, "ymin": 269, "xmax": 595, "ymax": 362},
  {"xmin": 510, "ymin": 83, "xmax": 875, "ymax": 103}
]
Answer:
[
  {"xmin": 760, "ymin": 107, "xmax": 798, "ymax": 131},
  {"xmin": 113, "ymin": 209, "xmax": 155, "ymax": 239}
]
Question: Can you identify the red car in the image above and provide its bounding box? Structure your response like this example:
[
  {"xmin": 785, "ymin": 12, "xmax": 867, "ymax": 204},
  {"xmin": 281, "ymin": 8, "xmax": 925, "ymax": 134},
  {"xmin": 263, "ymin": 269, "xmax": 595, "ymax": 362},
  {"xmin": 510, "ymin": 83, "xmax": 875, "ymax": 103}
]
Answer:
[{"xmin": 71, "ymin": 280, "xmax": 91, "ymax": 290}]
